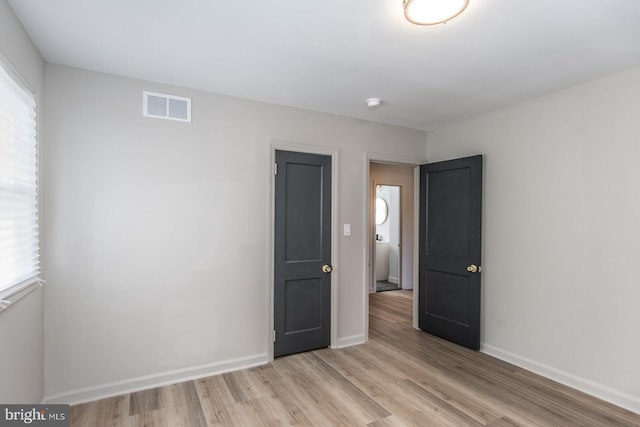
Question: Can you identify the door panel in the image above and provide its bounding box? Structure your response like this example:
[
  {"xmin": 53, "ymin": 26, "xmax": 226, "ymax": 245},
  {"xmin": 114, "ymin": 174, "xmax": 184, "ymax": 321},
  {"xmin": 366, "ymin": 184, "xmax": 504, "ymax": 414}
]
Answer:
[
  {"xmin": 284, "ymin": 278, "xmax": 323, "ymax": 332},
  {"xmin": 425, "ymin": 270, "xmax": 470, "ymax": 326},
  {"xmin": 274, "ymin": 150, "xmax": 331, "ymax": 357},
  {"xmin": 284, "ymin": 163, "xmax": 322, "ymax": 261},
  {"xmin": 419, "ymin": 155, "xmax": 482, "ymax": 350},
  {"xmin": 427, "ymin": 168, "xmax": 470, "ymax": 257}
]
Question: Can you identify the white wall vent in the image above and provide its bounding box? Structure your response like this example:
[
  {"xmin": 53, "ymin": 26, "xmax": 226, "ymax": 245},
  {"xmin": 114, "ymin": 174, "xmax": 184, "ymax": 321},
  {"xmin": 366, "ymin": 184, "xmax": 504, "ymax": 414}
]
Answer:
[{"xmin": 143, "ymin": 91, "xmax": 191, "ymax": 122}]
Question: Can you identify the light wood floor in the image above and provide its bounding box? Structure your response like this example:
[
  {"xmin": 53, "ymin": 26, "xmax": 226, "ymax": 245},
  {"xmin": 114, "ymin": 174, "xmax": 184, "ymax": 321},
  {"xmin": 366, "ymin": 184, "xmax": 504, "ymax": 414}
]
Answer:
[{"xmin": 71, "ymin": 290, "xmax": 640, "ymax": 426}]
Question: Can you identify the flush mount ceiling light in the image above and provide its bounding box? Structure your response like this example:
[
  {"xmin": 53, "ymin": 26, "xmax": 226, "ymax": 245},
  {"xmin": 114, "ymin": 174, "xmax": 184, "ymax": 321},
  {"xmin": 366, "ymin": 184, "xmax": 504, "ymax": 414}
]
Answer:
[{"xmin": 403, "ymin": 0, "xmax": 469, "ymax": 26}]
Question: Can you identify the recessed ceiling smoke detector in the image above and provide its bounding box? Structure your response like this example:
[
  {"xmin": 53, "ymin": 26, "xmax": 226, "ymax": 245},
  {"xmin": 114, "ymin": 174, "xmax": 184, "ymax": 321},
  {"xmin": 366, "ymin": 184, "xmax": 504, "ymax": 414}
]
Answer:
[{"xmin": 366, "ymin": 98, "xmax": 382, "ymax": 109}]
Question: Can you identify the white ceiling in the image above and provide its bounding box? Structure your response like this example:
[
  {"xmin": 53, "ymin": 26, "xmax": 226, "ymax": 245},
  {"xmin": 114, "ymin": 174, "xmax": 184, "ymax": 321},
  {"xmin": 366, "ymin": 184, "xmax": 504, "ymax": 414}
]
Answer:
[{"xmin": 9, "ymin": 0, "xmax": 640, "ymax": 130}]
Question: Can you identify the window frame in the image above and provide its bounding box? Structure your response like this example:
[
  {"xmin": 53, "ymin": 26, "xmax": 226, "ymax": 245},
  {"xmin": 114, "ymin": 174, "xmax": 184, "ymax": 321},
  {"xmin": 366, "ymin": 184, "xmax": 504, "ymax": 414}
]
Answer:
[{"xmin": 0, "ymin": 55, "xmax": 42, "ymax": 309}]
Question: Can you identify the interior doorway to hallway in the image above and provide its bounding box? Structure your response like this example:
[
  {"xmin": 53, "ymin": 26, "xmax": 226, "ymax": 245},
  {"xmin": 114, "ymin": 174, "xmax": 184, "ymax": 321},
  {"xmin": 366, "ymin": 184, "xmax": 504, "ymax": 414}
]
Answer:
[
  {"xmin": 369, "ymin": 162, "xmax": 416, "ymax": 292},
  {"xmin": 368, "ymin": 161, "xmax": 418, "ymax": 335}
]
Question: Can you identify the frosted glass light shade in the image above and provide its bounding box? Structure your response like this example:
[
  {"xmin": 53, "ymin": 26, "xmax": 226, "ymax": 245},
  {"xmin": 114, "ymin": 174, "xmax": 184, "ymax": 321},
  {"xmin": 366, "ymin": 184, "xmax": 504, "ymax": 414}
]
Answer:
[{"xmin": 404, "ymin": 0, "xmax": 469, "ymax": 25}]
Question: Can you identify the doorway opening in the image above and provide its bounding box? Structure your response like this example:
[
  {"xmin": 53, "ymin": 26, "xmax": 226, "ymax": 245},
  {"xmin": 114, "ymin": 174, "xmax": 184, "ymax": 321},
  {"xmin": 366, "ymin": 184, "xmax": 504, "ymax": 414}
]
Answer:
[{"xmin": 368, "ymin": 161, "xmax": 418, "ymax": 337}]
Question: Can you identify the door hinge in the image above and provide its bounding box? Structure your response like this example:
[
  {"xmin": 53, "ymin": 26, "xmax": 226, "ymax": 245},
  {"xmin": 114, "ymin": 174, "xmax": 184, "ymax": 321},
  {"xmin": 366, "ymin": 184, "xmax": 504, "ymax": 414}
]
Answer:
[
  {"xmin": 274, "ymin": 163, "xmax": 278, "ymax": 175},
  {"xmin": 273, "ymin": 330, "xmax": 276, "ymax": 342}
]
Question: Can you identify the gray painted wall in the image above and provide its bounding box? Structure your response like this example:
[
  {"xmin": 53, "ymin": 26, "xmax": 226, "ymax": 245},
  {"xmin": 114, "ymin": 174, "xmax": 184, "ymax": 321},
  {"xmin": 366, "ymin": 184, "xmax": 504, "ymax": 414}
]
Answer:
[
  {"xmin": 427, "ymin": 66, "xmax": 640, "ymax": 412},
  {"xmin": 43, "ymin": 64, "xmax": 426, "ymax": 402}
]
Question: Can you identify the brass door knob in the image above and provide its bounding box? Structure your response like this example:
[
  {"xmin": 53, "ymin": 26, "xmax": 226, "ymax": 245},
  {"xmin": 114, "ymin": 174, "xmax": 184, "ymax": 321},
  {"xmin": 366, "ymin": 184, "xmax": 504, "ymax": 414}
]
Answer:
[
  {"xmin": 467, "ymin": 264, "xmax": 478, "ymax": 273},
  {"xmin": 322, "ymin": 264, "xmax": 333, "ymax": 273}
]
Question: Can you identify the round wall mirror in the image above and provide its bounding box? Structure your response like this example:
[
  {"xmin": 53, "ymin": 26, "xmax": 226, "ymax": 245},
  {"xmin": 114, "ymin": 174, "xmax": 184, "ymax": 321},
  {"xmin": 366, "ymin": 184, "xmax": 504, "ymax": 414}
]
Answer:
[{"xmin": 375, "ymin": 197, "xmax": 388, "ymax": 225}]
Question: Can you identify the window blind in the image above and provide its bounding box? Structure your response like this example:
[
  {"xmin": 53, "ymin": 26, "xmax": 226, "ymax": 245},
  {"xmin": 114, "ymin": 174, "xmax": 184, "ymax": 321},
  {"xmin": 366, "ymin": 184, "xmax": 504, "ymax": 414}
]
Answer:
[{"xmin": 0, "ymin": 63, "xmax": 39, "ymax": 294}]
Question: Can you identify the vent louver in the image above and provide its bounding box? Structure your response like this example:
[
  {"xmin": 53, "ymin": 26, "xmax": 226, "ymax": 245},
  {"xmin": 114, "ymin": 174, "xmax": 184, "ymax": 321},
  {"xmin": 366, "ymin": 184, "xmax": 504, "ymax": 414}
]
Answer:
[{"xmin": 143, "ymin": 91, "xmax": 191, "ymax": 122}]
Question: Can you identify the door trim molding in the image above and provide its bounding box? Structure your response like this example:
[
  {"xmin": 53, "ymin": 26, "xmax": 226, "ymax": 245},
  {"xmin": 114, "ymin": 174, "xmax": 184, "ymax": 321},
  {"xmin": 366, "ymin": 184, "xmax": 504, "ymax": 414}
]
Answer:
[
  {"xmin": 268, "ymin": 141, "xmax": 339, "ymax": 361},
  {"xmin": 363, "ymin": 153, "xmax": 426, "ymax": 341}
]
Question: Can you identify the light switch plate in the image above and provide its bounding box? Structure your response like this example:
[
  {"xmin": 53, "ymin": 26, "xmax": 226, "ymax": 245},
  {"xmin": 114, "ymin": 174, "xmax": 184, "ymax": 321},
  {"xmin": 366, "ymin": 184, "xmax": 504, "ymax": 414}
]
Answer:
[{"xmin": 343, "ymin": 224, "xmax": 351, "ymax": 236}]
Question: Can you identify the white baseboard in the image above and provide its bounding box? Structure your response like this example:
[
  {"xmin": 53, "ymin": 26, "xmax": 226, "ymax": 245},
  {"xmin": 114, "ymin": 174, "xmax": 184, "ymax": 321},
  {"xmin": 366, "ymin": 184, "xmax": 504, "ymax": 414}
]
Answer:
[
  {"xmin": 481, "ymin": 343, "xmax": 640, "ymax": 415},
  {"xmin": 43, "ymin": 353, "xmax": 269, "ymax": 406},
  {"xmin": 388, "ymin": 276, "xmax": 399, "ymax": 285},
  {"xmin": 334, "ymin": 334, "xmax": 365, "ymax": 349}
]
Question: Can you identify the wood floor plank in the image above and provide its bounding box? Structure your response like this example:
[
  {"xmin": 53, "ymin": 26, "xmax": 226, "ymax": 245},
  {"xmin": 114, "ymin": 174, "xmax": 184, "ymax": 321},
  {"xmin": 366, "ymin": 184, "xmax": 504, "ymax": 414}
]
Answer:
[
  {"xmin": 128, "ymin": 408, "xmax": 169, "ymax": 427},
  {"xmin": 194, "ymin": 375, "xmax": 262, "ymax": 426},
  {"xmin": 396, "ymin": 379, "xmax": 483, "ymax": 427},
  {"xmin": 69, "ymin": 290, "xmax": 640, "ymax": 426},
  {"xmin": 246, "ymin": 363, "xmax": 317, "ymax": 425},
  {"xmin": 129, "ymin": 387, "xmax": 162, "ymax": 416},
  {"xmin": 222, "ymin": 371, "xmax": 259, "ymax": 404},
  {"xmin": 344, "ymin": 336, "xmax": 507, "ymax": 424},
  {"xmin": 315, "ymin": 345, "xmax": 501, "ymax": 426},
  {"xmin": 71, "ymin": 395, "xmax": 129, "ymax": 427},
  {"xmin": 276, "ymin": 352, "xmax": 381, "ymax": 425},
  {"xmin": 161, "ymin": 381, "xmax": 207, "ymax": 427},
  {"xmin": 367, "ymin": 415, "xmax": 414, "ymax": 427},
  {"xmin": 304, "ymin": 352, "xmax": 391, "ymax": 419},
  {"xmin": 485, "ymin": 416, "xmax": 522, "ymax": 427}
]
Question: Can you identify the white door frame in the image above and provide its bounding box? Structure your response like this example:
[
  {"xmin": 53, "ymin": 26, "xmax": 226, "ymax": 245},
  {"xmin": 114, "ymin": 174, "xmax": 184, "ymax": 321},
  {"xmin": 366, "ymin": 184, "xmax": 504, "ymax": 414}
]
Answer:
[
  {"xmin": 363, "ymin": 153, "xmax": 425, "ymax": 340},
  {"xmin": 268, "ymin": 141, "xmax": 339, "ymax": 361}
]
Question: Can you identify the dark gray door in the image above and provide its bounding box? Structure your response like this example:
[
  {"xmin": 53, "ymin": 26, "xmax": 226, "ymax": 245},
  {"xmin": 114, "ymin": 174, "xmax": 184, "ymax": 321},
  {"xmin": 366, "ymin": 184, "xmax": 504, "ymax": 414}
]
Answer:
[
  {"xmin": 274, "ymin": 150, "xmax": 331, "ymax": 357},
  {"xmin": 419, "ymin": 155, "xmax": 482, "ymax": 350}
]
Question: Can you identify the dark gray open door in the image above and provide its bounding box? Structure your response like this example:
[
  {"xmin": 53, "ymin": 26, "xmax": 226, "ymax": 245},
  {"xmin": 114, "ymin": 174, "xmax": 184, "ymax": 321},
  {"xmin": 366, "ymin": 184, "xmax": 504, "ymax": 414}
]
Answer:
[
  {"xmin": 419, "ymin": 155, "xmax": 482, "ymax": 350},
  {"xmin": 274, "ymin": 150, "xmax": 331, "ymax": 357}
]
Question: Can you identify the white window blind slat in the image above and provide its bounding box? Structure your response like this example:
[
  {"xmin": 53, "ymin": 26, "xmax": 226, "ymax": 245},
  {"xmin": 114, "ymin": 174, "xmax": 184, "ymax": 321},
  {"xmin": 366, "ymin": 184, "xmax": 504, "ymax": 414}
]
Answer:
[
  {"xmin": 0, "ymin": 258, "xmax": 40, "ymax": 273},
  {"xmin": 1, "ymin": 150, "xmax": 37, "ymax": 168},
  {"xmin": 0, "ymin": 198, "xmax": 38, "ymax": 212},
  {"xmin": 0, "ymin": 222, "xmax": 39, "ymax": 234},
  {"xmin": 0, "ymin": 241, "xmax": 40, "ymax": 256},
  {"xmin": 0, "ymin": 131, "xmax": 37, "ymax": 147},
  {"xmin": 0, "ymin": 257, "xmax": 39, "ymax": 272},
  {"xmin": 0, "ymin": 247, "xmax": 40, "ymax": 259},
  {"xmin": 0, "ymin": 62, "xmax": 39, "ymax": 295},
  {"xmin": 0, "ymin": 188, "xmax": 38, "ymax": 199}
]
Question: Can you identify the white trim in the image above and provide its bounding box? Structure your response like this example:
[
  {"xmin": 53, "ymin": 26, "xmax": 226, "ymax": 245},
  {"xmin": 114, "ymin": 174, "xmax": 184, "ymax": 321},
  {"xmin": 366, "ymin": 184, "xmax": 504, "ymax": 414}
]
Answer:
[
  {"xmin": 0, "ymin": 279, "xmax": 44, "ymax": 314},
  {"xmin": 481, "ymin": 343, "xmax": 640, "ymax": 415},
  {"xmin": 0, "ymin": 51, "xmax": 37, "ymax": 96},
  {"xmin": 268, "ymin": 141, "xmax": 339, "ymax": 360},
  {"xmin": 412, "ymin": 166, "xmax": 420, "ymax": 329},
  {"xmin": 43, "ymin": 353, "xmax": 268, "ymax": 405},
  {"xmin": 366, "ymin": 152, "xmax": 426, "ymax": 167},
  {"xmin": 335, "ymin": 334, "xmax": 366, "ymax": 349},
  {"xmin": 387, "ymin": 276, "xmax": 399, "ymax": 285},
  {"xmin": 364, "ymin": 153, "xmax": 426, "ymax": 341}
]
